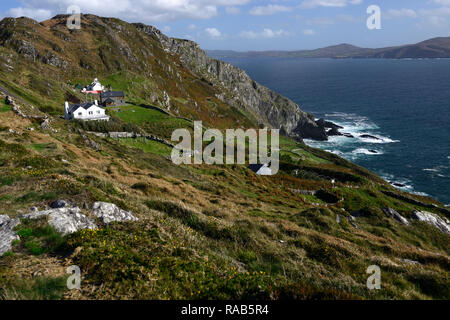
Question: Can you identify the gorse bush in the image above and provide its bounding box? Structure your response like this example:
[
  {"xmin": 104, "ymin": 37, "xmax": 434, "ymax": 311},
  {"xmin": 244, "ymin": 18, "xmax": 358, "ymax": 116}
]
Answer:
[{"xmin": 65, "ymin": 223, "xmax": 273, "ymax": 299}]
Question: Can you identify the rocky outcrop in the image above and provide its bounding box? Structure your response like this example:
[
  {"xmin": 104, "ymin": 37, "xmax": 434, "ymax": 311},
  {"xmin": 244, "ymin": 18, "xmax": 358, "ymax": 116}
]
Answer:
[
  {"xmin": 108, "ymin": 132, "xmax": 138, "ymax": 139},
  {"xmin": 382, "ymin": 208, "xmax": 409, "ymax": 225},
  {"xmin": 5, "ymin": 96, "xmax": 13, "ymax": 105},
  {"xmin": 326, "ymin": 127, "xmax": 342, "ymax": 136},
  {"xmin": 78, "ymin": 130, "xmax": 101, "ymax": 151},
  {"xmin": 316, "ymin": 119, "xmax": 354, "ymax": 139},
  {"xmin": 21, "ymin": 207, "xmax": 97, "ymax": 236},
  {"xmin": 402, "ymin": 259, "xmax": 421, "ymax": 266},
  {"xmin": 92, "ymin": 202, "xmax": 138, "ymax": 224},
  {"xmin": 18, "ymin": 202, "xmax": 138, "ymax": 236},
  {"xmin": 0, "ymin": 87, "xmax": 46, "ymax": 120},
  {"xmin": 411, "ymin": 210, "xmax": 450, "ymax": 234},
  {"xmin": 360, "ymin": 134, "xmax": 382, "ymax": 141},
  {"xmin": 0, "ymin": 215, "xmax": 20, "ymax": 256},
  {"xmin": 0, "ymin": 18, "xmax": 67, "ymax": 69},
  {"xmin": 295, "ymin": 119, "xmax": 327, "ymax": 140},
  {"xmin": 134, "ymin": 24, "xmax": 324, "ymax": 141}
]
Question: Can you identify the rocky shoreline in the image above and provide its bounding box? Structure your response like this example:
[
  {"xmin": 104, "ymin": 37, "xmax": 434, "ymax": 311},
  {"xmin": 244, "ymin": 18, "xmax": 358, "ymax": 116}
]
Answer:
[{"xmin": 305, "ymin": 117, "xmax": 390, "ymax": 143}]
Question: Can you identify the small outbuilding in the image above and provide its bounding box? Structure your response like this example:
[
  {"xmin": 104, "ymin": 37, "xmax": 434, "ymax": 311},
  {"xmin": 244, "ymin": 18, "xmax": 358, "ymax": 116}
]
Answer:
[{"xmin": 100, "ymin": 91, "xmax": 125, "ymax": 107}]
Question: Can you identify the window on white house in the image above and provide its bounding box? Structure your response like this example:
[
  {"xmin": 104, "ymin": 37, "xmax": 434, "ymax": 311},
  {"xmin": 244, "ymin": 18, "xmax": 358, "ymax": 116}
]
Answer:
[
  {"xmin": 89, "ymin": 111, "xmax": 93, "ymax": 115},
  {"xmin": 78, "ymin": 112, "xmax": 82, "ymax": 116},
  {"xmin": 97, "ymin": 111, "xmax": 100, "ymax": 114}
]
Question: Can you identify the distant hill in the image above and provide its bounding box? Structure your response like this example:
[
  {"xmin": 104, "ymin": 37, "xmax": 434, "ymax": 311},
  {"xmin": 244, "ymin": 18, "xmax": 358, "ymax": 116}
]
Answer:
[{"xmin": 207, "ymin": 37, "xmax": 450, "ymax": 59}]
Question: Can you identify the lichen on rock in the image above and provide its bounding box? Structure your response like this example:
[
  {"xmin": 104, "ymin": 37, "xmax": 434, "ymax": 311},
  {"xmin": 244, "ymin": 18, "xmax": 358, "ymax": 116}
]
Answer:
[
  {"xmin": 0, "ymin": 215, "xmax": 20, "ymax": 256},
  {"xmin": 412, "ymin": 210, "xmax": 450, "ymax": 234},
  {"xmin": 21, "ymin": 207, "xmax": 97, "ymax": 236},
  {"xmin": 92, "ymin": 202, "xmax": 138, "ymax": 224}
]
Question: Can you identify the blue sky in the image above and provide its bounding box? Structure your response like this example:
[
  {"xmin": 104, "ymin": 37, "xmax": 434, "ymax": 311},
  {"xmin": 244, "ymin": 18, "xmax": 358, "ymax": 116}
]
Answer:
[{"xmin": 1, "ymin": 1, "xmax": 450, "ymax": 51}]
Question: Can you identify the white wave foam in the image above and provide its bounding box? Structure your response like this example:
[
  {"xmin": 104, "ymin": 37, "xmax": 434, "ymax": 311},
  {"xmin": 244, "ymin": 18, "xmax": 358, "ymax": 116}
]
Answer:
[
  {"xmin": 325, "ymin": 149, "xmax": 344, "ymax": 156},
  {"xmin": 410, "ymin": 191, "xmax": 430, "ymax": 197},
  {"xmin": 422, "ymin": 165, "xmax": 449, "ymax": 177},
  {"xmin": 319, "ymin": 112, "xmax": 398, "ymax": 145},
  {"xmin": 323, "ymin": 112, "xmax": 379, "ymax": 132},
  {"xmin": 352, "ymin": 148, "xmax": 383, "ymax": 155},
  {"xmin": 358, "ymin": 134, "xmax": 400, "ymax": 144}
]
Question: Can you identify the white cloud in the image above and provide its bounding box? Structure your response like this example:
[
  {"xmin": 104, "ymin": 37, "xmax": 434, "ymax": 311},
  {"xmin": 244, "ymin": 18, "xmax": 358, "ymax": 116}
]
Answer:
[
  {"xmin": 418, "ymin": 7, "xmax": 450, "ymax": 17},
  {"xmin": 4, "ymin": 0, "xmax": 251, "ymax": 23},
  {"xmin": 188, "ymin": 24, "xmax": 197, "ymax": 30},
  {"xmin": 301, "ymin": 0, "xmax": 362, "ymax": 9},
  {"xmin": 427, "ymin": 15, "xmax": 448, "ymax": 27},
  {"xmin": 432, "ymin": 0, "xmax": 450, "ymax": 6},
  {"xmin": 161, "ymin": 26, "xmax": 171, "ymax": 33},
  {"xmin": 302, "ymin": 29, "xmax": 316, "ymax": 36},
  {"xmin": 337, "ymin": 14, "xmax": 362, "ymax": 22},
  {"xmin": 386, "ymin": 9, "xmax": 417, "ymax": 19},
  {"xmin": 205, "ymin": 27, "xmax": 222, "ymax": 39},
  {"xmin": 417, "ymin": 7, "xmax": 450, "ymax": 28},
  {"xmin": 225, "ymin": 7, "xmax": 241, "ymax": 14},
  {"xmin": 307, "ymin": 17, "xmax": 334, "ymax": 25},
  {"xmin": 239, "ymin": 28, "xmax": 289, "ymax": 39},
  {"xmin": 249, "ymin": 5, "xmax": 292, "ymax": 16}
]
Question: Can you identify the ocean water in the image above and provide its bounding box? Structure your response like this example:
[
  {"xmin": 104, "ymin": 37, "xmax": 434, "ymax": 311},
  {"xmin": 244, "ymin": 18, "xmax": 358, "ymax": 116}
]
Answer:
[{"xmin": 220, "ymin": 57, "xmax": 450, "ymax": 204}]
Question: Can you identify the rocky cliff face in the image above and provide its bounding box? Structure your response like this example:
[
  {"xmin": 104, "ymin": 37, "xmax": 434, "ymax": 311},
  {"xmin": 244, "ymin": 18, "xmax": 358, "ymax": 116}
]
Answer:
[{"xmin": 134, "ymin": 23, "xmax": 326, "ymax": 141}]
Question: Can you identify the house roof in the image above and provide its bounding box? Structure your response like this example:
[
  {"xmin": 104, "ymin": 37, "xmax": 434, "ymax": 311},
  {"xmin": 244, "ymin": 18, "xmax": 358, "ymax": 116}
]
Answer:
[
  {"xmin": 248, "ymin": 164, "xmax": 265, "ymax": 173},
  {"xmin": 68, "ymin": 102, "xmax": 100, "ymax": 113},
  {"xmin": 100, "ymin": 91, "xmax": 125, "ymax": 98}
]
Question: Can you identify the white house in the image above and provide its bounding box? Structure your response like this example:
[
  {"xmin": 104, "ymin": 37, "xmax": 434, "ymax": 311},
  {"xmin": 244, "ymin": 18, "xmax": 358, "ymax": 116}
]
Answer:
[
  {"xmin": 81, "ymin": 78, "xmax": 105, "ymax": 94},
  {"xmin": 64, "ymin": 100, "xmax": 110, "ymax": 121}
]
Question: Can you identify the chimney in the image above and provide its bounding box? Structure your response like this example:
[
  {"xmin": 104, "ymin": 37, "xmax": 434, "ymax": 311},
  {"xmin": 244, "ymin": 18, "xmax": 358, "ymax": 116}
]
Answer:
[
  {"xmin": 64, "ymin": 102, "xmax": 70, "ymax": 120},
  {"xmin": 94, "ymin": 100, "xmax": 98, "ymax": 106}
]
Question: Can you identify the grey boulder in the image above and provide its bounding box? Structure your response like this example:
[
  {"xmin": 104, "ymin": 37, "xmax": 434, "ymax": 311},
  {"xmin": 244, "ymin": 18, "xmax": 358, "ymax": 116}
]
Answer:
[
  {"xmin": 411, "ymin": 210, "xmax": 450, "ymax": 234},
  {"xmin": 21, "ymin": 207, "xmax": 97, "ymax": 236},
  {"xmin": 382, "ymin": 208, "xmax": 409, "ymax": 225},
  {"xmin": 0, "ymin": 215, "xmax": 20, "ymax": 256},
  {"xmin": 92, "ymin": 202, "xmax": 138, "ymax": 224}
]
